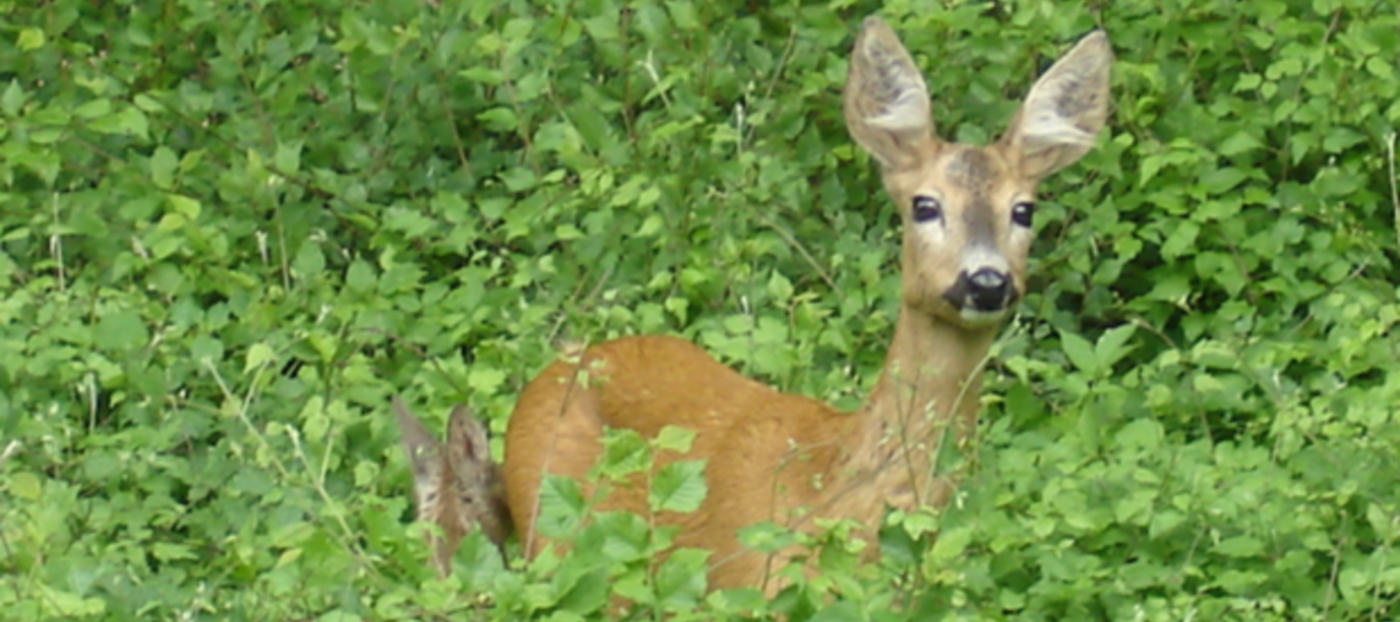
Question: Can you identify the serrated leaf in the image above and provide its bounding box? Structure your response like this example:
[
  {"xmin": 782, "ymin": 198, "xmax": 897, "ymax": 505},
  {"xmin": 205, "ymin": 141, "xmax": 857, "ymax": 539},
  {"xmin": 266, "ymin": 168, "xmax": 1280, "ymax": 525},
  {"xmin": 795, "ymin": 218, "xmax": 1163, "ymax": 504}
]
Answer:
[
  {"xmin": 653, "ymin": 426, "xmax": 696, "ymax": 453},
  {"xmin": 9, "ymin": 472, "xmax": 41, "ymax": 500},
  {"xmin": 133, "ymin": 93, "xmax": 164, "ymax": 112},
  {"xmin": 736, "ymin": 522, "xmax": 797, "ymax": 554},
  {"xmin": 929, "ymin": 525, "xmax": 972, "ymax": 562},
  {"xmin": 190, "ymin": 334, "xmax": 224, "ymax": 363},
  {"xmin": 245, "ymin": 342, "xmax": 276, "ymax": 372},
  {"xmin": 165, "ymin": 193, "xmax": 201, "ymax": 221},
  {"xmin": 346, "ymin": 259, "xmax": 376, "ymax": 293},
  {"xmin": 1, "ymin": 80, "xmax": 23, "ymax": 116},
  {"xmin": 74, "ymin": 98, "xmax": 112, "ymax": 120},
  {"xmin": 153, "ymin": 542, "xmax": 197, "ymax": 561},
  {"xmin": 458, "ymin": 66, "xmax": 503, "ymax": 85},
  {"xmin": 292, "ymin": 241, "xmax": 324, "ymax": 279},
  {"xmin": 653, "ymin": 548, "xmax": 709, "ymax": 610},
  {"xmin": 809, "ymin": 602, "xmax": 862, "ymax": 622},
  {"xmin": 1215, "ymin": 535, "xmax": 1264, "ymax": 558},
  {"xmin": 1094, "ymin": 324, "xmax": 1137, "ymax": 370},
  {"xmin": 301, "ymin": 400, "xmax": 330, "ymax": 443},
  {"xmin": 1218, "ymin": 131, "xmax": 1262, "ymax": 156},
  {"xmin": 767, "ymin": 271, "xmax": 793, "ymax": 303},
  {"xmin": 90, "ymin": 107, "xmax": 148, "ymax": 138},
  {"xmin": 1201, "ymin": 167, "xmax": 1247, "ymax": 194},
  {"xmin": 535, "ymin": 475, "xmax": 587, "ymax": 539},
  {"xmin": 274, "ymin": 141, "xmax": 302, "ymax": 174},
  {"xmin": 649, "ymin": 460, "xmax": 707, "ymax": 513},
  {"xmin": 477, "ymin": 107, "xmax": 517, "ymax": 131},
  {"xmin": 95, "ymin": 310, "xmax": 148, "ymax": 352},
  {"xmin": 599, "ymin": 428, "xmax": 650, "ymax": 479},
  {"xmin": 1058, "ymin": 329, "xmax": 1098, "ymax": 376},
  {"xmin": 1161, "ymin": 220, "xmax": 1199, "ymax": 259},
  {"xmin": 636, "ymin": 213, "xmax": 663, "ymax": 237},
  {"xmin": 150, "ymin": 146, "xmax": 177, "ymax": 189},
  {"xmin": 18, "ymin": 27, "xmax": 46, "ymax": 51},
  {"xmin": 467, "ymin": 366, "xmax": 506, "ymax": 394}
]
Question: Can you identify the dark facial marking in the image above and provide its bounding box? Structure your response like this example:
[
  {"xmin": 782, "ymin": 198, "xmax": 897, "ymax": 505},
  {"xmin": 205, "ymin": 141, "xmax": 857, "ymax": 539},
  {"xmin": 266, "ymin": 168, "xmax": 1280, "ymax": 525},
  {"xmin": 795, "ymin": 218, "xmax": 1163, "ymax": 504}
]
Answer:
[
  {"xmin": 945, "ymin": 149, "xmax": 995, "ymax": 196},
  {"xmin": 946, "ymin": 150, "xmax": 999, "ymax": 245}
]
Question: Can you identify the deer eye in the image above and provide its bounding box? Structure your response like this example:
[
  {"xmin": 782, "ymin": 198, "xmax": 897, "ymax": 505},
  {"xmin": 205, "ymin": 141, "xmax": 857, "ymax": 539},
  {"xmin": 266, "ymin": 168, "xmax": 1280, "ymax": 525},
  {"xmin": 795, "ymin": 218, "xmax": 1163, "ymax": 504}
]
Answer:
[
  {"xmin": 911, "ymin": 196, "xmax": 943, "ymax": 223},
  {"xmin": 1011, "ymin": 201, "xmax": 1035, "ymax": 227}
]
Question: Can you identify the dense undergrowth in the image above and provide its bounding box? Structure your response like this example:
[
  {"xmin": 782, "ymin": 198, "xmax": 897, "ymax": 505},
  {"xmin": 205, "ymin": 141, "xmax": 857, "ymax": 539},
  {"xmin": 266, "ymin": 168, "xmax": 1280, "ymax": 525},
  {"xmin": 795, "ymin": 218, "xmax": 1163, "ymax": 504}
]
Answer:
[{"xmin": 1, "ymin": 0, "xmax": 1398, "ymax": 620}]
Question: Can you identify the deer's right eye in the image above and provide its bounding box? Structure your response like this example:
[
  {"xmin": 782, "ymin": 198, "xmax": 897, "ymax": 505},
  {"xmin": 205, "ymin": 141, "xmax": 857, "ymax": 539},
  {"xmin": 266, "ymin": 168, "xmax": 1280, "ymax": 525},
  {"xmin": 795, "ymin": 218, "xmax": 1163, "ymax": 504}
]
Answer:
[{"xmin": 912, "ymin": 196, "xmax": 943, "ymax": 223}]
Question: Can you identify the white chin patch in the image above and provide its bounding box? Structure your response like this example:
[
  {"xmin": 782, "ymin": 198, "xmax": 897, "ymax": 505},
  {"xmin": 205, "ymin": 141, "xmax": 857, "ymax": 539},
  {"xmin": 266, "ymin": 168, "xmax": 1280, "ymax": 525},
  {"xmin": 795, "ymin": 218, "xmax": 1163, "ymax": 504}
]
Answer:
[{"xmin": 957, "ymin": 307, "xmax": 1010, "ymax": 327}]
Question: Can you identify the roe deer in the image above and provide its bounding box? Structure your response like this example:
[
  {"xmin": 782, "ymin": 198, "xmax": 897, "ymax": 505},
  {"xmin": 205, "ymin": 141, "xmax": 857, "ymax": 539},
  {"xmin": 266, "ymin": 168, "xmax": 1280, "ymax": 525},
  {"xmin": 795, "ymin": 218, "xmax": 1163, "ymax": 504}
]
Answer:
[
  {"xmin": 393, "ymin": 396, "xmax": 511, "ymax": 577},
  {"xmin": 403, "ymin": 16, "xmax": 1111, "ymax": 592}
]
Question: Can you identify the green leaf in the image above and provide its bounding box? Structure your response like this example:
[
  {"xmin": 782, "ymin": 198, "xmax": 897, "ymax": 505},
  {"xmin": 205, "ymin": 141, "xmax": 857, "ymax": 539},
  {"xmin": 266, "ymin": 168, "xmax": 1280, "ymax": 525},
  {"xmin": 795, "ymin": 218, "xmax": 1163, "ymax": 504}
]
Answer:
[
  {"xmin": 736, "ymin": 522, "xmax": 797, "ymax": 554},
  {"xmin": 272, "ymin": 142, "xmax": 300, "ymax": 175},
  {"xmin": 292, "ymin": 241, "xmax": 325, "ymax": 279},
  {"xmin": 1215, "ymin": 535, "xmax": 1264, "ymax": 558},
  {"xmin": 654, "ymin": 548, "xmax": 709, "ymax": 610},
  {"xmin": 535, "ymin": 475, "xmax": 587, "ymax": 539},
  {"xmin": 1058, "ymin": 329, "xmax": 1098, "ymax": 376},
  {"xmin": 345, "ymin": 259, "xmax": 376, "ymax": 293},
  {"xmin": 1093, "ymin": 324, "xmax": 1137, "ymax": 370},
  {"xmin": 153, "ymin": 542, "xmax": 197, "ymax": 561},
  {"xmin": 1160, "ymin": 220, "xmax": 1199, "ymax": 259},
  {"xmin": 467, "ymin": 366, "xmax": 506, "ymax": 394},
  {"xmin": 2, "ymin": 80, "xmax": 25, "ymax": 115},
  {"xmin": 1201, "ymin": 167, "xmax": 1247, "ymax": 194},
  {"xmin": 649, "ymin": 460, "xmax": 707, "ymax": 513},
  {"xmin": 150, "ymin": 146, "xmax": 178, "ymax": 189},
  {"xmin": 598, "ymin": 428, "xmax": 650, "ymax": 479},
  {"xmin": 95, "ymin": 310, "xmax": 149, "ymax": 352},
  {"xmin": 166, "ymin": 193, "xmax": 201, "ymax": 221},
  {"xmin": 17, "ymin": 27, "xmax": 46, "ymax": 51},
  {"xmin": 767, "ymin": 271, "xmax": 793, "ymax": 304},
  {"xmin": 809, "ymin": 602, "xmax": 862, "ymax": 622},
  {"xmin": 245, "ymin": 343, "xmax": 276, "ymax": 373},
  {"xmin": 9, "ymin": 472, "xmax": 41, "ymax": 500},
  {"xmin": 190, "ymin": 334, "xmax": 224, "ymax": 363},
  {"xmin": 89, "ymin": 106, "xmax": 149, "ymax": 138},
  {"xmin": 653, "ymin": 425, "xmax": 696, "ymax": 453},
  {"xmin": 929, "ymin": 526, "xmax": 972, "ymax": 562},
  {"xmin": 74, "ymin": 98, "xmax": 112, "ymax": 120},
  {"xmin": 1218, "ymin": 131, "xmax": 1262, "ymax": 156}
]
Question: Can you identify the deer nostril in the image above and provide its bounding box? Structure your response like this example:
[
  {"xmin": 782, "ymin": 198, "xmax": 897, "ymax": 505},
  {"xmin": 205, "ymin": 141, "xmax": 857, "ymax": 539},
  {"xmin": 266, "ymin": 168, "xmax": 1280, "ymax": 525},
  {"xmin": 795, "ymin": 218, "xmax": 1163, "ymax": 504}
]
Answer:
[
  {"xmin": 969, "ymin": 268, "xmax": 1007, "ymax": 292},
  {"xmin": 959, "ymin": 268, "xmax": 1012, "ymax": 311}
]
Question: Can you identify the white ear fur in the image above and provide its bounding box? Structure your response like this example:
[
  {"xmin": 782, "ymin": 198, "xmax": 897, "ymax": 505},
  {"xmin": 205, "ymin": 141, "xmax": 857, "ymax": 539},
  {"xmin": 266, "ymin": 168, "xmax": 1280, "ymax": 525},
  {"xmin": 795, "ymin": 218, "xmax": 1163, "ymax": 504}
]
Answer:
[
  {"xmin": 843, "ymin": 17, "xmax": 934, "ymax": 169},
  {"xmin": 1004, "ymin": 31, "xmax": 1113, "ymax": 179}
]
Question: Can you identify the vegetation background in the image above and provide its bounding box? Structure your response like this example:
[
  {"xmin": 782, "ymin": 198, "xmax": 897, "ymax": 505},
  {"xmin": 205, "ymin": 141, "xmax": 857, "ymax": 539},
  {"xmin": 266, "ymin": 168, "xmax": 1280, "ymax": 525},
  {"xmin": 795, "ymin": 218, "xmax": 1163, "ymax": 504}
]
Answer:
[{"xmin": 2, "ymin": 0, "xmax": 1398, "ymax": 619}]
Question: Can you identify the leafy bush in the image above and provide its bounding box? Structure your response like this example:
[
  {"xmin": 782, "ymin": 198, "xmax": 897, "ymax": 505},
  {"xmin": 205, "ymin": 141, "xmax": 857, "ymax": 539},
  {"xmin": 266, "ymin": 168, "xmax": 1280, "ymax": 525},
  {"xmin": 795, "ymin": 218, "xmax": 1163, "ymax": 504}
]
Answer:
[{"xmin": 1, "ymin": 0, "xmax": 1397, "ymax": 620}]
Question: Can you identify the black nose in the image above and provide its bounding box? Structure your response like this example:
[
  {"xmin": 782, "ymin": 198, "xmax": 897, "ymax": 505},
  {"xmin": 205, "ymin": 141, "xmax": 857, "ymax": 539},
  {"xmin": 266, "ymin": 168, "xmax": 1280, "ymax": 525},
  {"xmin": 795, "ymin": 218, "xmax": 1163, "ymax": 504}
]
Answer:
[{"xmin": 945, "ymin": 268, "xmax": 1013, "ymax": 312}]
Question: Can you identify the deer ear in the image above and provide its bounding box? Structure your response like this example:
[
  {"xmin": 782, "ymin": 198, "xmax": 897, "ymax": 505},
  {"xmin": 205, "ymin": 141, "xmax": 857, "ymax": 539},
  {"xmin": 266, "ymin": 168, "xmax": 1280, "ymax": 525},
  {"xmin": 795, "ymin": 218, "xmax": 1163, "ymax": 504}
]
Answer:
[
  {"xmin": 1001, "ymin": 31, "xmax": 1113, "ymax": 180},
  {"xmin": 392, "ymin": 395, "xmax": 441, "ymax": 484},
  {"xmin": 843, "ymin": 16, "xmax": 935, "ymax": 169},
  {"xmin": 445, "ymin": 405, "xmax": 491, "ymax": 470}
]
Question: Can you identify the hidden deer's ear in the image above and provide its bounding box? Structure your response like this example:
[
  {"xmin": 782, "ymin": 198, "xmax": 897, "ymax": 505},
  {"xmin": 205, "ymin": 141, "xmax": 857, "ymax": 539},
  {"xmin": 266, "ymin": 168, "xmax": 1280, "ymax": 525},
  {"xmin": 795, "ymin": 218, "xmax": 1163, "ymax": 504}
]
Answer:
[
  {"xmin": 843, "ymin": 16, "xmax": 936, "ymax": 170},
  {"xmin": 445, "ymin": 405, "xmax": 491, "ymax": 468},
  {"xmin": 1001, "ymin": 30, "xmax": 1113, "ymax": 180},
  {"xmin": 392, "ymin": 395, "xmax": 441, "ymax": 483}
]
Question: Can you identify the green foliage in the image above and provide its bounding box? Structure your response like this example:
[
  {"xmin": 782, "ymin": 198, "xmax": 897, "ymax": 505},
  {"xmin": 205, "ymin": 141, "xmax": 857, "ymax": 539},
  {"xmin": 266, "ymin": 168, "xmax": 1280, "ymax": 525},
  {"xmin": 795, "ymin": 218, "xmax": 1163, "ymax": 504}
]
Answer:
[{"xmin": 1, "ymin": 0, "xmax": 1397, "ymax": 620}]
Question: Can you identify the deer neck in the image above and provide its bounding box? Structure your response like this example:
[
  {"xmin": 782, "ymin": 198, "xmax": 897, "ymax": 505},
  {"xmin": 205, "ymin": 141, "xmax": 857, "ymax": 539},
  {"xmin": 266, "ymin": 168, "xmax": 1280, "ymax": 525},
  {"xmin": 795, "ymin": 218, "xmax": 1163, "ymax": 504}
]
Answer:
[{"xmin": 845, "ymin": 305, "xmax": 1000, "ymax": 511}]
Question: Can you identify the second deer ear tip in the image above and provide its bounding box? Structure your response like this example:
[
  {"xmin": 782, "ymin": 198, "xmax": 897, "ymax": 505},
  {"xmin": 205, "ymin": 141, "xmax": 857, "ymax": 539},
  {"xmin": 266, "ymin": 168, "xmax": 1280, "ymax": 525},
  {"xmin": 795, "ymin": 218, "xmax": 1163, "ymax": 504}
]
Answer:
[
  {"xmin": 861, "ymin": 15, "xmax": 888, "ymax": 29},
  {"xmin": 857, "ymin": 15, "xmax": 897, "ymax": 40},
  {"xmin": 1078, "ymin": 29, "xmax": 1114, "ymax": 55}
]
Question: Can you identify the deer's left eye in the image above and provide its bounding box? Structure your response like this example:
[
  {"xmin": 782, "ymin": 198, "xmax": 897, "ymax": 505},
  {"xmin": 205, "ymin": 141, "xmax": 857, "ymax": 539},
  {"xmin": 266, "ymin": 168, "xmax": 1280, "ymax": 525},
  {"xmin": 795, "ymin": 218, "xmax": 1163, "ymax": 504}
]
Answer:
[{"xmin": 1011, "ymin": 201, "xmax": 1035, "ymax": 227}]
